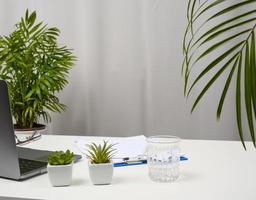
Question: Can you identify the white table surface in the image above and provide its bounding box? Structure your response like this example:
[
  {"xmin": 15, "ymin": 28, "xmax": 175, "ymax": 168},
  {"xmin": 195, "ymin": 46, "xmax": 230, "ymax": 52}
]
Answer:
[{"xmin": 0, "ymin": 135, "xmax": 255, "ymax": 200}]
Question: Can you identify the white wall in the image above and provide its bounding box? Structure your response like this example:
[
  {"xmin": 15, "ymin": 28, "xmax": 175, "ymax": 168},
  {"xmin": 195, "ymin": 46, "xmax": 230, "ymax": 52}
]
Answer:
[{"xmin": 0, "ymin": 0, "xmax": 248, "ymax": 140}]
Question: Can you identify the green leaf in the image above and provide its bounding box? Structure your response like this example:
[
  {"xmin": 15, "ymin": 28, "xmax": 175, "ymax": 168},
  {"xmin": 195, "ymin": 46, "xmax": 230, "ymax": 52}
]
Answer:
[
  {"xmin": 195, "ymin": 29, "xmax": 251, "ymax": 64},
  {"xmin": 244, "ymin": 41, "xmax": 255, "ymax": 146},
  {"xmin": 187, "ymin": 41, "xmax": 244, "ymax": 96},
  {"xmin": 28, "ymin": 11, "xmax": 37, "ymax": 28},
  {"xmin": 217, "ymin": 55, "xmax": 240, "ymax": 119},
  {"xmin": 236, "ymin": 55, "xmax": 246, "ymax": 149},
  {"xmin": 183, "ymin": 0, "xmax": 226, "ymax": 53},
  {"xmin": 250, "ymin": 31, "xmax": 256, "ymax": 118},
  {"xmin": 29, "ymin": 21, "xmax": 43, "ymax": 34},
  {"xmin": 25, "ymin": 9, "xmax": 29, "ymax": 22},
  {"xmin": 190, "ymin": 0, "xmax": 197, "ymax": 34},
  {"xmin": 192, "ymin": 10, "xmax": 256, "ymax": 48},
  {"xmin": 201, "ymin": 18, "xmax": 256, "ymax": 45},
  {"xmin": 191, "ymin": 53, "xmax": 239, "ymax": 112},
  {"xmin": 208, "ymin": 1, "xmax": 256, "ymax": 21},
  {"xmin": 21, "ymin": 17, "xmax": 29, "ymax": 37},
  {"xmin": 193, "ymin": 0, "xmax": 225, "ymax": 21}
]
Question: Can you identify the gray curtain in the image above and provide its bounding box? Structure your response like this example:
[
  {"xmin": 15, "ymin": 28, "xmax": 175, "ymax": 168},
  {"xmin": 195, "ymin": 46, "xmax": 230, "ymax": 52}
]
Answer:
[{"xmin": 0, "ymin": 0, "xmax": 242, "ymax": 140}]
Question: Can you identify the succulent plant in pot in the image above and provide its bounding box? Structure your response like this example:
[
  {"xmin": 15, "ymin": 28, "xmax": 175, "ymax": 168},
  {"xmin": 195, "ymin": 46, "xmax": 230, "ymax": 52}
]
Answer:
[
  {"xmin": 47, "ymin": 150, "xmax": 74, "ymax": 187},
  {"xmin": 0, "ymin": 10, "xmax": 75, "ymax": 135},
  {"xmin": 87, "ymin": 141, "xmax": 116, "ymax": 185}
]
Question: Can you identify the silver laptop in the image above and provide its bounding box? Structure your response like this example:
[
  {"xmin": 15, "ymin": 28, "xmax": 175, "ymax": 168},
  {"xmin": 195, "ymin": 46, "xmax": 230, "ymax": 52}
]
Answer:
[{"xmin": 0, "ymin": 80, "xmax": 81, "ymax": 180}]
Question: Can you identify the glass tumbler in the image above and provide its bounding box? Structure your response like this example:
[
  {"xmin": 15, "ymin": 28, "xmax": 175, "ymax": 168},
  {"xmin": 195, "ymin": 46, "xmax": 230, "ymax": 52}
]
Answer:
[{"xmin": 146, "ymin": 135, "xmax": 180, "ymax": 182}]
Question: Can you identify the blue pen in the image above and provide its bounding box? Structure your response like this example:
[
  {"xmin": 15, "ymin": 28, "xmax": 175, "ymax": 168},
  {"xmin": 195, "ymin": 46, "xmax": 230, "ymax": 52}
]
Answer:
[
  {"xmin": 180, "ymin": 156, "xmax": 188, "ymax": 161},
  {"xmin": 114, "ymin": 160, "xmax": 147, "ymax": 167},
  {"xmin": 114, "ymin": 156, "xmax": 188, "ymax": 167}
]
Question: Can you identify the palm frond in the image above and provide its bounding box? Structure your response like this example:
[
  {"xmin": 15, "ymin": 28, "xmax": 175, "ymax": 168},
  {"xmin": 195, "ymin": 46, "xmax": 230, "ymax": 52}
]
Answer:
[{"xmin": 183, "ymin": 0, "xmax": 256, "ymax": 148}]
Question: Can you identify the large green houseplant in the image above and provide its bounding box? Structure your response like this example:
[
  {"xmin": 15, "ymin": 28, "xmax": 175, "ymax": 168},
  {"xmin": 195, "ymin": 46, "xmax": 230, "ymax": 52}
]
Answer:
[
  {"xmin": 0, "ymin": 10, "xmax": 75, "ymax": 130},
  {"xmin": 183, "ymin": 0, "xmax": 256, "ymax": 149}
]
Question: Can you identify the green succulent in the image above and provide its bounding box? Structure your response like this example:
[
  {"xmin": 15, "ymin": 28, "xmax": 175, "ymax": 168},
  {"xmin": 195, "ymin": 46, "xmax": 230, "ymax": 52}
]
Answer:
[
  {"xmin": 87, "ymin": 141, "xmax": 117, "ymax": 164},
  {"xmin": 48, "ymin": 150, "xmax": 74, "ymax": 165}
]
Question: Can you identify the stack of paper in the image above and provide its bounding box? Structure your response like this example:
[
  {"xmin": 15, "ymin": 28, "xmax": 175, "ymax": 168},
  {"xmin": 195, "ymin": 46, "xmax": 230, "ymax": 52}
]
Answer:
[{"xmin": 74, "ymin": 135, "xmax": 147, "ymax": 159}]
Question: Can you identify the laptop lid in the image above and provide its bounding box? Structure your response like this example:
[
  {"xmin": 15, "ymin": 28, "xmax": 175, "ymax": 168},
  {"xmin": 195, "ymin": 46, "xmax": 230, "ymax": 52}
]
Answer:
[{"xmin": 0, "ymin": 80, "xmax": 21, "ymax": 179}]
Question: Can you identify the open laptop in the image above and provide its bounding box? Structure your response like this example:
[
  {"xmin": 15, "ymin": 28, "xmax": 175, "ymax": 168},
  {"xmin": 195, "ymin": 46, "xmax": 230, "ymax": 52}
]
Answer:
[{"xmin": 0, "ymin": 80, "xmax": 81, "ymax": 180}]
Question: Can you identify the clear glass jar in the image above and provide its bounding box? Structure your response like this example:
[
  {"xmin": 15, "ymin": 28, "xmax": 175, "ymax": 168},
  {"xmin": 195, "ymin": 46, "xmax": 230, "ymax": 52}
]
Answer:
[{"xmin": 146, "ymin": 135, "xmax": 180, "ymax": 182}]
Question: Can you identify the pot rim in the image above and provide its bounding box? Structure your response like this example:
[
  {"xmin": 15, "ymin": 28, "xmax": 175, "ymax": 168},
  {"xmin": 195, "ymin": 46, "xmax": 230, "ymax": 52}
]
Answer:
[
  {"xmin": 14, "ymin": 123, "xmax": 46, "ymax": 131},
  {"xmin": 47, "ymin": 162, "xmax": 73, "ymax": 168},
  {"xmin": 88, "ymin": 160, "xmax": 113, "ymax": 166}
]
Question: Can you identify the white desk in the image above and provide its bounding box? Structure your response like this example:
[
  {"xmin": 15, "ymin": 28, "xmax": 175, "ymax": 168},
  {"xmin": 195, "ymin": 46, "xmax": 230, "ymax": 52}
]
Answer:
[{"xmin": 0, "ymin": 135, "xmax": 255, "ymax": 200}]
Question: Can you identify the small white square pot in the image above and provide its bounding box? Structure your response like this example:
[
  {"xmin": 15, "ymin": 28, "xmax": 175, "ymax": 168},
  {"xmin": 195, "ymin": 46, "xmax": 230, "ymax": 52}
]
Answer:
[
  {"xmin": 47, "ymin": 162, "xmax": 73, "ymax": 187},
  {"xmin": 88, "ymin": 161, "xmax": 113, "ymax": 185}
]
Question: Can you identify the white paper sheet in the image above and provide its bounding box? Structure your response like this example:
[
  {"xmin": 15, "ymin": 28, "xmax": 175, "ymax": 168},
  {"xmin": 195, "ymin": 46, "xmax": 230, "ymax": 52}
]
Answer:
[{"xmin": 74, "ymin": 135, "xmax": 147, "ymax": 159}]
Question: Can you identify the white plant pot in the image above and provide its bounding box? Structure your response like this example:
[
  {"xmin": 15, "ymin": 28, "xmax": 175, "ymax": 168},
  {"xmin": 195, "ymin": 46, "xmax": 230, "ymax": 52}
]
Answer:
[
  {"xmin": 14, "ymin": 124, "xmax": 47, "ymax": 137},
  {"xmin": 47, "ymin": 162, "xmax": 73, "ymax": 187},
  {"xmin": 14, "ymin": 129, "xmax": 46, "ymax": 135},
  {"xmin": 88, "ymin": 161, "xmax": 114, "ymax": 185}
]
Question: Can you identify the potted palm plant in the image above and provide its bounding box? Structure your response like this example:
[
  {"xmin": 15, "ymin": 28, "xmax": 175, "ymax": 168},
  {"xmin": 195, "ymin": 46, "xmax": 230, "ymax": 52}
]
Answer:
[
  {"xmin": 87, "ymin": 141, "xmax": 116, "ymax": 185},
  {"xmin": 0, "ymin": 9, "xmax": 75, "ymax": 135},
  {"xmin": 47, "ymin": 150, "xmax": 74, "ymax": 186}
]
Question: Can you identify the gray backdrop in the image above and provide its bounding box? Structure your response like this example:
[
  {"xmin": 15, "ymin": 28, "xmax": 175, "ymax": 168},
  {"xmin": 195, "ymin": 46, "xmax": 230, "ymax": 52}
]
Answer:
[{"xmin": 0, "ymin": 0, "xmax": 250, "ymax": 141}]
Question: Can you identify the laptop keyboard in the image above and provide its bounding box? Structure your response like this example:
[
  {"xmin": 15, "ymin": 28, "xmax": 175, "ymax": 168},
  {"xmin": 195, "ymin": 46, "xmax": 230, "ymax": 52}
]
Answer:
[{"xmin": 19, "ymin": 158, "xmax": 47, "ymax": 174}]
